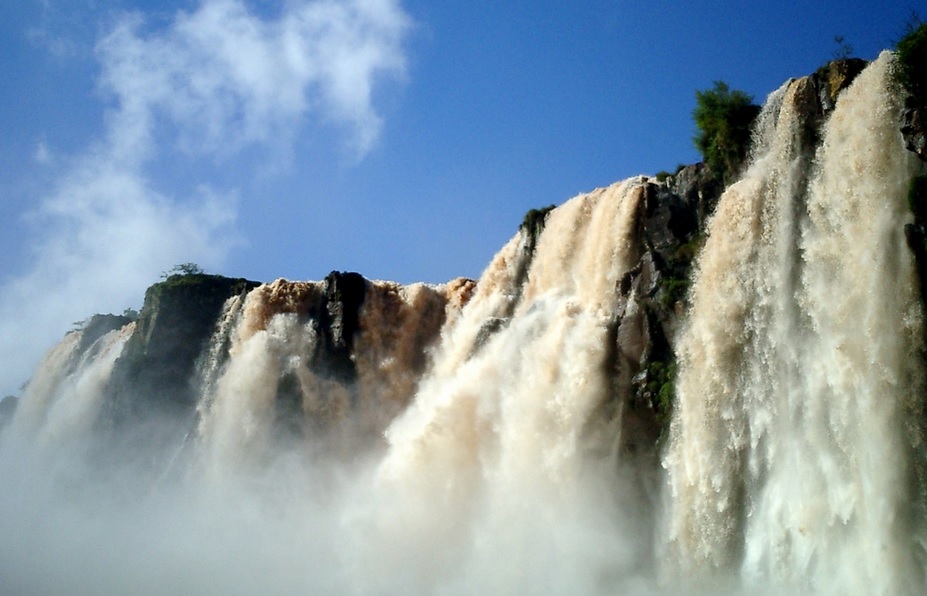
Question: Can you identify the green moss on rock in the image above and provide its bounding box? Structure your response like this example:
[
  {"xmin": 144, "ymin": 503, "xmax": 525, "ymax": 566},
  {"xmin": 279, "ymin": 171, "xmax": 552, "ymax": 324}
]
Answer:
[{"xmin": 658, "ymin": 233, "xmax": 704, "ymax": 310}]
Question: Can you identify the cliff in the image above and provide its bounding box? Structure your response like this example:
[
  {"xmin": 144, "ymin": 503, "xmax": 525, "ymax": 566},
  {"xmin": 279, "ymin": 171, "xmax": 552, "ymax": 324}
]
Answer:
[
  {"xmin": 102, "ymin": 273, "xmax": 260, "ymax": 426},
  {"xmin": 6, "ymin": 58, "xmax": 878, "ymax": 457},
  {"xmin": 4, "ymin": 53, "xmax": 926, "ymax": 594}
]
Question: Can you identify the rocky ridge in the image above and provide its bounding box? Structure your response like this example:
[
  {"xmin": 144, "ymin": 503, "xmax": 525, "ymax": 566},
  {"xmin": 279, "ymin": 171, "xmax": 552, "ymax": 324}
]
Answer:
[{"xmin": 4, "ymin": 58, "xmax": 911, "ymax": 461}]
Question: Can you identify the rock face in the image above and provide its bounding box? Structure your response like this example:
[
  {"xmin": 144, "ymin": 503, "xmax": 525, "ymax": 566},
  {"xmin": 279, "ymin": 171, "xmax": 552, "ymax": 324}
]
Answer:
[
  {"xmin": 610, "ymin": 173, "xmax": 720, "ymax": 452},
  {"xmin": 601, "ymin": 60, "xmax": 873, "ymax": 453},
  {"xmin": 102, "ymin": 273, "xmax": 260, "ymax": 425},
  {"xmin": 813, "ymin": 58, "xmax": 868, "ymax": 113},
  {"xmin": 236, "ymin": 272, "xmax": 454, "ymax": 440},
  {"xmin": 902, "ymin": 107, "xmax": 927, "ymax": 161},
  {"xmin": 16, "ymin": 57, "xmax": 906, "ymax": 465},
  {"xmin": 130, "ymin": 271, "xmax": 458, "ymax": 451},
  {"xmin": 667, "ymin": 162, "xmax": 722, "ymax": 229},
  {"xmin": 82, "ymin": 269, "xmax": 452, "ymax": 453},
  {"xmin": 77, "ymin": 314, "xmax": 136, "ymax": 355},
  {"xmin": 316, "ymin": 271, "xmax": 368, "ymax": 381},
  {"xmin": 608, "ymin": 59, "xmax": 873, "ymax": 449}
]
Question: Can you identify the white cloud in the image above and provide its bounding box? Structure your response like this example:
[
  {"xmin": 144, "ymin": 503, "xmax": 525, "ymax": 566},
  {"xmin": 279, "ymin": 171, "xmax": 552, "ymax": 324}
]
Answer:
[
  {"xmin": 97, "ymin": 0, "xmax": 410, "ymax": 159},
  {"xmin": 0, "ymin": 0, "xmax": 412, "ymax": 395}
]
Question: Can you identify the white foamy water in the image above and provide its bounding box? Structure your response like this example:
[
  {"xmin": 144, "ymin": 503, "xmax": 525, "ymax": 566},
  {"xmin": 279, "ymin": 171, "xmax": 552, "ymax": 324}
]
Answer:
[
  {"xmin": 7, "ymin": 322, "xmax": 135, "ymax": 458},
  {"xmin": 1, "ymin": 54, "xmax": 926, "ymax": 595},
  {"xmin": 665, "ymin": 52, "xmax": 927, "ymax": 594}
]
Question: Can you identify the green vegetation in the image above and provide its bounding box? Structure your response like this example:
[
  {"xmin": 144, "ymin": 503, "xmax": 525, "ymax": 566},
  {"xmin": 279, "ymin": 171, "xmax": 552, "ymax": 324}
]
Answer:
[
  {"xmin": 661, "ymin": 277, "xmax": 689, "ymax": 309},
  {"xmin": 161, "ymin": 262, "xmax": 205, "ymax": 280},
  {"xmin": 638, "ymin": 235, "xmax": 707, "ymax": 438},
  {"xmin": 632, "ymin": 305, "xmax": 679, "ymax": 437},
  {"xmin": 896, "ymin": 15, "xmax": 927, "ymax": 106},
  {"xmin": 659, "ymin": 233, "xmax": 704, "ymax": 309},
  {"xmin": 693, "ymin": 81, "xmax": 760, "ymax": 184},
  {"xmin": 644, "ymin": 358, "xmax": 677, "ymax": 429},
  {"xmin": 831, "ymin": 35, "xmax": 854, "ymax": 60},
  {"xmin": 145, "ymin": 271, "xmax": 255, "ymax": 312}
]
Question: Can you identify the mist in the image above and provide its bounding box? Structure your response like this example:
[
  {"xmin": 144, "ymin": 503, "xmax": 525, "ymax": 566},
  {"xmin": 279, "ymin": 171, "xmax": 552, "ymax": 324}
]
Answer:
[
  {"xmin": 0, "ymin": 181, "xmax": 670, "ymax": 594},
  {"xmin": 4, "ymin": 7, "xmax": 927, "ymax": 596}
]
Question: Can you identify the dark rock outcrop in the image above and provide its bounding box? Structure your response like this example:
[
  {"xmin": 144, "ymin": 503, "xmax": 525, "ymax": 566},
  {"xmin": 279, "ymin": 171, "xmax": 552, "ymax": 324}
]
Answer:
[
  {"xmin": 902, "ymin": 107, "xmax": 927, "ymax": 161},
  {"xmin": 103, "ymin": 273, "xmax": 260, "ymax": 424},
  {"xmin": 642, "ymin": 182, "xmax": 699, "ymax": 264},
  {"xmin": 520, "ymin": 204, "xmax": 556, "ymax": 257},
  {"xmin": 21, "ymin": 57, "xmax": 898, "ymax": 471},
  {"xmin": 608, "ymin": 59, "xmax": 871, "ymax": 452},
  {"xmin": 668, "ymin": 163, "xmax": 722, "ymax": 229},
  {"xmin": 905, "ymin": 174, "xmax": 927, "ymax": 316},
  {"xmin": 778, "ymin": 59, "xmax": 868, "ymax": 152},
  {"xmin": 473, "ymin": 317, "xmax": 508, "ymax": 354},
  {"xmin": 317, "ymin": 270, "xmax": 368, "ymax": 381},
  {"xmin": 77, "ymin": 313, "xmax": 135, "ymax": 356},
  {"xmin": 250, "ymin": 272, "xmax": 370, "ymax": 385},
  {"xmin": 813, "ymin": 58, "xmax": 868, "ymax": 114},
  {"xmin": 605, "ymin": 173, "xmax": 717, "ymax": 454}
]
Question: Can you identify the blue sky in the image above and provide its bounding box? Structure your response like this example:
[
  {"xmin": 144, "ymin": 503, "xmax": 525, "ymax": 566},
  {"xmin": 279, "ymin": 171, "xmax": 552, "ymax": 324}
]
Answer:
[{"xmin": 0, "ymin": 0, "xmax": 919, "ymax": 394}]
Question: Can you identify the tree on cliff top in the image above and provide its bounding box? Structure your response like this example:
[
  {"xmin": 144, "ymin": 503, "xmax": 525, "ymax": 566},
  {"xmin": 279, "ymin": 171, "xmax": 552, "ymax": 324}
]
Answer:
[
  {"xmin": 896, "ymin": 15, "xmax": 927, "ymax": 106},
  {"xmin": 161, "ymin": 262, "xmax": 205, "ymax": 279},
  {"xmin": 693, "ymin": 81, "xmax": 760, "ymax": 184}
]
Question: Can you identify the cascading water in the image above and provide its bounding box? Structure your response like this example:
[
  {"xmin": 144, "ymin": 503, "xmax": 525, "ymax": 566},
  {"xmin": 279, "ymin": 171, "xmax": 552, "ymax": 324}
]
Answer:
[
  {"xmin": 358, "ymin": 180, "xmax": 651, "ymax": 593},
  {"xmin": 196, "ymin": 277, "xmax": 454, "ymax": 474},
  {"xmin": 1, "ymin": 52, "xmax": 926, "ymax": 595},
  {"xmin": 665, "ymin": 52, "xmax": 927, "ymax": 593},
  {"xmin": 7, "ymin": 322, "xmax": 135, "ymax": 458}
]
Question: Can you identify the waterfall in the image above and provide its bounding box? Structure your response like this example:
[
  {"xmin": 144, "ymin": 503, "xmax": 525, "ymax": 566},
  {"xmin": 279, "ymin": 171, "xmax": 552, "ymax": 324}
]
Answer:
[
  {"xmin": 665, "ymin": 52, "xmax": 927, "ymax": 593},
  {"xmin": 6, "ymin": 322, "xmax": 135, "ymax": 457},
  {"xmin": 343, "ymin": 179, "xmax": 651, "ymax": 593},
  {"xmin": 2, "ymin": 52, "xmax": 926, "ymax": 595},
  {"xmin": 195, "ymin": 277, "xmax": 454, "ymax": 474}
]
